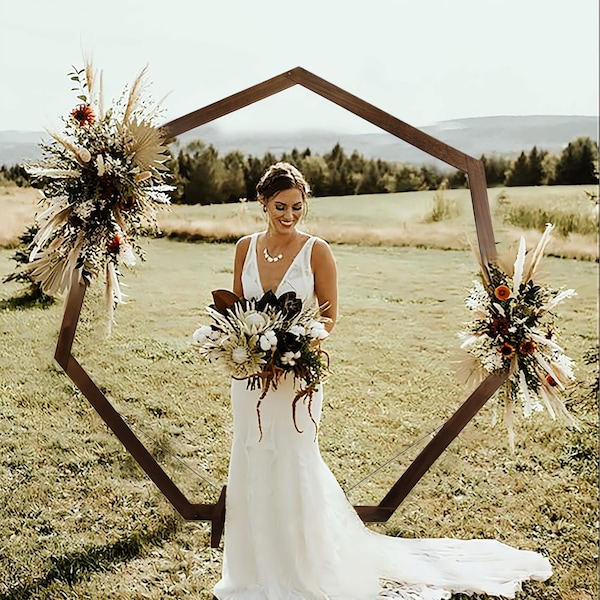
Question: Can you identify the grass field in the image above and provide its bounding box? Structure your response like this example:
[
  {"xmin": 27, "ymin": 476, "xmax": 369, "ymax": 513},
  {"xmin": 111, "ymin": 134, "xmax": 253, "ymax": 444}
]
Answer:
[
  {"xmin": 1, "ymin": 184, "xmax": 598, "ymax": 260},
  {"xmin": 0, "ymin": 183, "xmax": 598, "ymax": 599}
]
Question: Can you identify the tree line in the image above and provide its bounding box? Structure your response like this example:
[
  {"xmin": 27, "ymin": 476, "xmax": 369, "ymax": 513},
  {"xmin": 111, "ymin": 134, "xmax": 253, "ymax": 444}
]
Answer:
[
  {"xmin": 169, "ymin": 135, "xmax": 599, "ymax": 203},
  {"xmin": 1, "ymin": 135, "xmax": 597, "ymax": 204}
]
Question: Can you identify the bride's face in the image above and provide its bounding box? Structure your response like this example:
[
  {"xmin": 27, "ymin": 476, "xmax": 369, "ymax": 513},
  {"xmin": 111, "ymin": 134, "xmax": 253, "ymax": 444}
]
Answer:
[{"xmin": 264, "ymin": 188, "xmax": 304, "ymax": 234}]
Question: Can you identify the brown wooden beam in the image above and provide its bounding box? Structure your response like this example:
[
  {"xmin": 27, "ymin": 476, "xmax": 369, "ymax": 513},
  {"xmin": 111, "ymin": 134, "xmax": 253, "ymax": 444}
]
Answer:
[
  {"xmin": 375, "ymin": 371, "xmax": 509, "ymax": 514},
  {"xmin": 54, "ymin": 270, "xmax": 225, "ymax": 545},
  {"xmin": 50, "ymin": 68, "xmax": 501, "ymax": 548},
  {"xmin": 161, "ymin": 66, "xmax": 475, "ymax": 174},
  {"xmin": 54, "ymin": 271, "xmax": 86, "ymax": 366},
  {"xmin": 289, "ymin": 67, "xmax": 472, "ymax": 172},
  {"xmin": 467, "ymin": 156, "xmax": 497, "ymax": 268},
  {"xmin": 160, "ymin": 71, "xmax": 297, "ymax": 140},
  {"xmin": 354, "ymin": 505, "xmax": 393, "ymax": 522}
]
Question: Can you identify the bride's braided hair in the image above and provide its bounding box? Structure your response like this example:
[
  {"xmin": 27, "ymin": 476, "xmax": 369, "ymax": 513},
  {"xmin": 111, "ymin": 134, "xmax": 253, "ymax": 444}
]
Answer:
[{"xmin": 256, "ymin": 162, "xmax": 311, "ymax": 202}]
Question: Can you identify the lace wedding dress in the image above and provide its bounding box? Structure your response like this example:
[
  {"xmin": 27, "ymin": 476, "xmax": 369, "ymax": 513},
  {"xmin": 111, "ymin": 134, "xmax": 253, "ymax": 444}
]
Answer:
[{"xmin": 213, "ymin": 232, "xmax": 552, "ymax": 600}]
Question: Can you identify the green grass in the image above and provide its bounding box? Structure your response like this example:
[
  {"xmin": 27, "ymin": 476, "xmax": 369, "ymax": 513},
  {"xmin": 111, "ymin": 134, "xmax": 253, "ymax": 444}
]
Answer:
[{"xmin": 0, "ymin": 238, "xmax": 597, "ymax": 599}]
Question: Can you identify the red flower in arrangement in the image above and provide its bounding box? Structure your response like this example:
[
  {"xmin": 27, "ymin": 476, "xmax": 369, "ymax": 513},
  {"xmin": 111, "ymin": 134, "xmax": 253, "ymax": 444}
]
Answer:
[
  {"xmin": 519, "ymin": 339, "xmax": 537, "ymax": 355},
  {"xmin": 107, "ymin": 233, "xmax": 122, "ymax": 254},
  {"xmin": 71, "ymin": 103, "xmax": 95, "ymax": 126},
  {"xmin": 494, "ymin": 285, "xmax": 511, "ymax": 301},
  {"xmin": 498, "ymin": 342, "xmax": 515, "ymax": 358},
  {"xmin": 546, "ymin": 374, "xmax": 558, "ymax": 387},
  {"xmin": 490, "ymin": 317, "xmax": 510, "ymax": 336}
]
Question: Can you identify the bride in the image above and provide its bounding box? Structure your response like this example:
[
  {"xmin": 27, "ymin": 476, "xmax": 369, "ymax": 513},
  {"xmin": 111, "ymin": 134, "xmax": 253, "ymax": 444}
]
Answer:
[{"xmin": 212, "ymin": 162, "xmax": 552, "ymax": 600}]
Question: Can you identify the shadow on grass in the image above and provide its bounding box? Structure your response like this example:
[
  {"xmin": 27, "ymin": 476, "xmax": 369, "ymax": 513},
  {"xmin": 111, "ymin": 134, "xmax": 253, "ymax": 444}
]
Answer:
[
  {"xmin": 0, "ymin": 292, "xmax": 55, "ymax": 310},
  {"xmin": 0, "ymin": 515, "xmax": 180, "ymax": 600},
  {"xmin": 163, "ymin": 231, "xmax": 239, "ymax": 244}
]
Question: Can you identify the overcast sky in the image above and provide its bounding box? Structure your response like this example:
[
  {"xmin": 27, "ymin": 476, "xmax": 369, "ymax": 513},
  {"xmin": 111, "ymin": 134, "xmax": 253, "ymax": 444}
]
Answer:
[{"xmin": 1, "ymin": 0, "xmax": 598, "ymax": 134}]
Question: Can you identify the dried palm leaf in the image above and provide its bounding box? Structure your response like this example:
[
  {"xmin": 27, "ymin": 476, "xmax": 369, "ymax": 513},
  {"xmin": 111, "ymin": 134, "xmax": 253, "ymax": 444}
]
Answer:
[{"xmin": 124, "ymin": 119, "xmax": 169, "ymax": 172}]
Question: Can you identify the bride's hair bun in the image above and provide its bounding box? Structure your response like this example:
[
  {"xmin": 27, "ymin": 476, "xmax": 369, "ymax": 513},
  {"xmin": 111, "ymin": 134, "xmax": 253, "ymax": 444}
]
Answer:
[{"xmin": 256, "ymin": 162, "xmax": 311, "ymax": 201}]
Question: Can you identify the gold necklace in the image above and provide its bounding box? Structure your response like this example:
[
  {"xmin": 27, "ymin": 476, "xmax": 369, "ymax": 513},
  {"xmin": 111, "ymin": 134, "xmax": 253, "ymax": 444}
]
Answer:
[{"xmin": 263, "ymin": 246, "xmax": 283, "ymax": 263}]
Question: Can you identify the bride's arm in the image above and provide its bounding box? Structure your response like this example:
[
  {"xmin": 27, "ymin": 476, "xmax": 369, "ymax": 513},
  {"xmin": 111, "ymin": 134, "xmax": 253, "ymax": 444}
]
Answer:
[
  {"xmin": 232, "ymin": 236, "xmax": 251, "ymax": 297},
  {"xmin": 312, "ymin": 239, "xmax": 338, "ymax": 332}
]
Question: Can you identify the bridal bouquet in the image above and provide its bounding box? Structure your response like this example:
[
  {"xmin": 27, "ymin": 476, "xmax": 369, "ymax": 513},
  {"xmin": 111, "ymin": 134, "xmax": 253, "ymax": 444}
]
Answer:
[
  {"xmin": 459, "ymin": 224, "xmax": 578, "ymax": 444},
  {"xmin": 24, "ymin": 60, "xmax": 173, "ymax": 325},
  {"xmin": 193, "ymin": 289, "xmax": 330, "ymax": 437}
]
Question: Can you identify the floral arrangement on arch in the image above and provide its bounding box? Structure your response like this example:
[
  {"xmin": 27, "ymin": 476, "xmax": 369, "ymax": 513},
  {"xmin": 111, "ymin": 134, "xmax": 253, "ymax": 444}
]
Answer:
[
  {"xmin": 193, "ymin": 289, "xmax": 330, "ymax": 439},
  {"xmin": 459, "ymin": 224, "xmax": 578, "ymax": 446},
  {"xmin": 24, "ymin": 60, "xmax": 173, "ymax": 325}
]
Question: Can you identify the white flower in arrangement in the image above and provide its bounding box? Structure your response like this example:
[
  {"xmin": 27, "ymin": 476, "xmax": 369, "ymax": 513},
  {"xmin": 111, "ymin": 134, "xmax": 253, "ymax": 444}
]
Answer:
[
  {"xmin": 23, "ymin": 59, "xmax": 173, "ymax": 335},
  {"xmin": 193, "ymin": 290, "xmax": 331, "ymax": 439},
  {"xmin": 259, "ymin": 330, "xmax": 278, "ymax": 351},
  {"xmin": 281, "ymin": 351, "xmax": 302, "ymax": 366},
  {"xmin": 73, "ymin": 199, "xmax": 96, "ymax": 220},
  {"xmin": 289, "ymin": 324, "xmax": 306, "ymax": 337},
  {"xmin": 493, "ymin": 302, "xmax": 506, "ymax": 317},
  {"xmin": 231, "ymin": 347, "xmax": 249, "ymax": 364},
  {"xmin": 193, "ymin": 325, "xmax": 214, "ymax": 345},
  {"xmin": 244, "ymin": 311, "xmax": 268, "ymax": 329},
  {"xmin": 464, "ymin": 280, "xmax": 490, "ymax": 315},
  {"xmin": 308, "ymin": 320, "xmax": 329, "ymax": 340},
  {"xmin": 146, "ymin": 186, "xmax": 174, "ymax": 204},
  {"xmin": 458, "ymin": 224, "xmax": 578, "ymax": 447},
  {"xmin": 481, "ymin": 349, "xmax": 505, "ymax": 373}
]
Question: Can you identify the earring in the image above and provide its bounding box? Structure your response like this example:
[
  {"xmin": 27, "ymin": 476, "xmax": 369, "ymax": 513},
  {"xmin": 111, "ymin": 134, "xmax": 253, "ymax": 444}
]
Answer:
[{"xmin": 262, "ymin": 204, "xmax": 267, "ymax": 213}]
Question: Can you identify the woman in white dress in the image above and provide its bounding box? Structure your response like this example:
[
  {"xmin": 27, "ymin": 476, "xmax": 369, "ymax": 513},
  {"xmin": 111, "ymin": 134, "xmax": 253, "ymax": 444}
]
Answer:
[{"xmin": 213, "ymin": 162, "xmax": 552, "ymax": 600}]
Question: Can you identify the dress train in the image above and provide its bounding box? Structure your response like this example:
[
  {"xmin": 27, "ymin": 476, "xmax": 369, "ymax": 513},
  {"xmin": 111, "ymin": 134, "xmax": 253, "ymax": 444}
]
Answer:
[{"xmin": 213, "ymin": 377, "xmax": 552, "ymax": 600}]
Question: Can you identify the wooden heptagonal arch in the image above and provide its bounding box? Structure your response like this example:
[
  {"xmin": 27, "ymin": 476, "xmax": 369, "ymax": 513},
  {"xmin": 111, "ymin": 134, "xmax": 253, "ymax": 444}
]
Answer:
[{"xmin": 54, "ymin": 67, "xmax": 509, "ymax": 547}]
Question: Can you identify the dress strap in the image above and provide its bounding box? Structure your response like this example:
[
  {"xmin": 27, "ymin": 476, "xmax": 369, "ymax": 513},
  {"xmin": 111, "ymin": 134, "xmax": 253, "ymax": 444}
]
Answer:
[
  {"xmin": 299, "ymin": 235, "xmax": 318, "ymax": 269},
  {"xmin": 249, "ymin": 232, "xmax": 260, "ymax": 251},
  {"xmin": 240, "ymin": 233, "xmax": 263, "ymax": 300}
]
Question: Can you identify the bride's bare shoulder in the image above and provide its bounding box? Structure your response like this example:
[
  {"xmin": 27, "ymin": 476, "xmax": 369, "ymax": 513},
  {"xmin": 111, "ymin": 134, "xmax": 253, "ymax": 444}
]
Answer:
[
  {"xmin": 235, "ymin": 235, "xmax": 252, "ymax": 254},
  {"xmin": 311, "ymin": 237, "xmax": 336, "ymax": 278},
  {"xmin": 236, "ymin": 234, "xmax": 253, "ymax": 246},
  {"xmin": 311, "ymin": 237, "xmax": 334, "ymax": 260}
]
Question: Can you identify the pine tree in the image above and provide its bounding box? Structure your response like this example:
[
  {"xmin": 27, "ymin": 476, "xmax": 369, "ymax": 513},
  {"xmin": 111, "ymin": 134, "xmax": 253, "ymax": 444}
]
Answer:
[
  {"xmin": 505, "ymin": 152, "xmax": 530, "ymax": 186},
  {"xmin": 481, "ymin": 154, "xmax": 509, "ymax": 187},
  {"xmin": 553, "ymin": 137, "xmax": 599, "ymax": 184},
  {"xmin": 527, "ymin": 146, "xmax": 546, "ymax": 186}
]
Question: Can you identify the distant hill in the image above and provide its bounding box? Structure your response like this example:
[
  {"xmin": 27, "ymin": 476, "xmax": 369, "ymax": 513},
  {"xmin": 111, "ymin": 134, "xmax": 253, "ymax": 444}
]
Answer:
[
  {"xmin": 0, "ymin": 131, "xmax": 49, "ymax": 167},
  {"xmin": 1, "ymin": 115, "xmax": 597, "ymax": 167}
]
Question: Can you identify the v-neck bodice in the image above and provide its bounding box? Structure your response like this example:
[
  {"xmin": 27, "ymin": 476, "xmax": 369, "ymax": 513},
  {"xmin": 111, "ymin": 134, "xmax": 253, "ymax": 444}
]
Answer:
[{"xmin": 241, "ymin": 232, "xmax": 319, "ymax": 303}]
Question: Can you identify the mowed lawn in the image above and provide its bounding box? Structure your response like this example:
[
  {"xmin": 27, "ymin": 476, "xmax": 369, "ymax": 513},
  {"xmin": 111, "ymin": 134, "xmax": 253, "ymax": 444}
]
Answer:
[{"xmin": 0, "ymin": 230, "xmax": 597, "ymax": 598}]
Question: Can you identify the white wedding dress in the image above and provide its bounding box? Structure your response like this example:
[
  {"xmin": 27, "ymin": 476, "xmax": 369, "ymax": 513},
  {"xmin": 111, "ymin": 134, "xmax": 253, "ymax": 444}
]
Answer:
[{"xmin": 213, "ymin": 233, "xmax": 552, "ymax": 600}]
